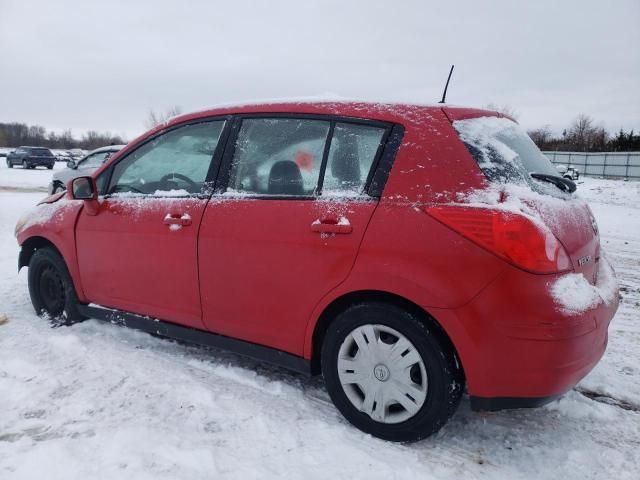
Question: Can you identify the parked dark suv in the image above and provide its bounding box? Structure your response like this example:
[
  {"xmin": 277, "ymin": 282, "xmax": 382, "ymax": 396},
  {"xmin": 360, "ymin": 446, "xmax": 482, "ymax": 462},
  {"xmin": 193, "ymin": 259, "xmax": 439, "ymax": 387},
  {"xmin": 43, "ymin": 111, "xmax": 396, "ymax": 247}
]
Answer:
[{"xmin": 6, "ymin": 146, "xmax": 56, "ymax": 169}]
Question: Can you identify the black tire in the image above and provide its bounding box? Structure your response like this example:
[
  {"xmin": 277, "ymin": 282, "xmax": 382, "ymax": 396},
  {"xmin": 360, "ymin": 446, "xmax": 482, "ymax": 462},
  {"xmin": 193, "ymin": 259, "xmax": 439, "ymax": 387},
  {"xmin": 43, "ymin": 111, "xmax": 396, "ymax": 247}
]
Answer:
[
  {"xmin": 321, "ymin": 302, "xmax": 464, "ymax": 442},
  {"xmin": 47, "ymin": 165, "xmax": 53, "ymax": 170},
  {"xmin": 7, "ymin": 159, "xmax": 12, "ymax": 168},
  {"xmin": 28, "ymin": 247, "xmax": 86, "ymax": 326},
  {"xmin": 22, "ymin": 160, "xmax": 28, "ymax": 169}
]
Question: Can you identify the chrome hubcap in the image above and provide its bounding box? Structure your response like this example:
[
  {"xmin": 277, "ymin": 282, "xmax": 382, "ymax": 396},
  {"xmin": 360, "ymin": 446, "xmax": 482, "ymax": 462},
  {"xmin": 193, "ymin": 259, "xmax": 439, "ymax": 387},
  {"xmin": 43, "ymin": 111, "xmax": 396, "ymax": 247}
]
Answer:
[{"xmin": 337, "ymin": 324, "xmax": 427, "ymax": 424}]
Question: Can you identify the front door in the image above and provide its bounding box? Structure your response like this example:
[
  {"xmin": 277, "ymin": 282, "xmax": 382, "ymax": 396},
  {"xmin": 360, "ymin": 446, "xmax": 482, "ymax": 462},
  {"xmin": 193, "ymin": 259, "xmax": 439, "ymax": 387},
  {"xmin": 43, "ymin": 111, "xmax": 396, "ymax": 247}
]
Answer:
[
  {"xmin": 199, "ymin": 117, "xmax": 390, "ymax": 354},
  {"xmin": 76, "ymin": 120, "xmax": 227, "ymax": 329}
]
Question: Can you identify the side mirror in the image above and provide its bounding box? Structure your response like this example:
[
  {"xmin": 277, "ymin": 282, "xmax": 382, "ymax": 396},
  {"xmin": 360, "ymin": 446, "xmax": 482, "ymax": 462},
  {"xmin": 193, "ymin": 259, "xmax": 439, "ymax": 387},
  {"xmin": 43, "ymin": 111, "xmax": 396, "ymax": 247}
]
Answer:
[{"xmin": 70, "ymin": 176, "xmax": 99, "ymax": 215}]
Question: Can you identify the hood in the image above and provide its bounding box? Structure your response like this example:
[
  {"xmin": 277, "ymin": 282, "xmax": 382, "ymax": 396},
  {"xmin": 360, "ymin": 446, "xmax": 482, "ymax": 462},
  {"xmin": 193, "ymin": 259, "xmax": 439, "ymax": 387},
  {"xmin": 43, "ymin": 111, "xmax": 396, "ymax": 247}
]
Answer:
[{"xmin": 52, "ymin": 166, "xmax": 98, "ymax": 186}]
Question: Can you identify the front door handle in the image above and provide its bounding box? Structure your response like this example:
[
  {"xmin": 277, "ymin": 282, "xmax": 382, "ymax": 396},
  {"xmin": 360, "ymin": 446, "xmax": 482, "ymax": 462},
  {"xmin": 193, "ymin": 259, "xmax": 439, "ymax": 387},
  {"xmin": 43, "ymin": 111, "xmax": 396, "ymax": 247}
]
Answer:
[
  {"xmin": 311, "ymin": 217, "xmax": 352, "ymax": 234},
  {"xmin": 164, "ymin": 213, "xmax": 192, "ymax": 227}
]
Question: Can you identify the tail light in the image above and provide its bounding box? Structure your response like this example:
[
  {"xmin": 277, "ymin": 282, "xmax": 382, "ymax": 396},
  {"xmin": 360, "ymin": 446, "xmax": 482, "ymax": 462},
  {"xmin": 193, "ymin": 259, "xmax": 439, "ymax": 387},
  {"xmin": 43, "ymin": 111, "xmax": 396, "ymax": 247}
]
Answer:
[{"xmin": 426, "ymin": 206, "xmax": 571, "ymax": 274}]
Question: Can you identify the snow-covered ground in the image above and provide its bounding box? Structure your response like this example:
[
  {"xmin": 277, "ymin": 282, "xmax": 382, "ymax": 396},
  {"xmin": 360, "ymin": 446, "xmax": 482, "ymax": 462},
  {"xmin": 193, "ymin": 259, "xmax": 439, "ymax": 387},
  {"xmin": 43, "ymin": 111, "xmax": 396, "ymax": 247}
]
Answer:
[
  {"xmin": 0, "ymin": 167, "xmax": 639, "ymax": 479},
  {"xmin": 0, "ymin": 161, "xmax": 65, "ymax": 191}
]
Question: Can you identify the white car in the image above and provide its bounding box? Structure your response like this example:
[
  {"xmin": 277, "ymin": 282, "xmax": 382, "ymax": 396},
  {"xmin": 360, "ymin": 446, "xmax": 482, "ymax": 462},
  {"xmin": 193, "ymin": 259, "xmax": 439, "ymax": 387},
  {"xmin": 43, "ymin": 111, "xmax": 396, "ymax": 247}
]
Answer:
[{"xmin": 49, "ymin": 145, "xmax": 125, "ymax": 194}]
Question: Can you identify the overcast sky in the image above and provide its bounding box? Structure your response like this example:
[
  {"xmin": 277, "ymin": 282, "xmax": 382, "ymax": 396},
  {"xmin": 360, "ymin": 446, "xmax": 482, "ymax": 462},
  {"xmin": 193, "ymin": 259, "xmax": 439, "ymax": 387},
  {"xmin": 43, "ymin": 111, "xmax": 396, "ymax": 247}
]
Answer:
[{"xmin": 1, "ymin": 0, "xmax": 638, "ymax": 140}]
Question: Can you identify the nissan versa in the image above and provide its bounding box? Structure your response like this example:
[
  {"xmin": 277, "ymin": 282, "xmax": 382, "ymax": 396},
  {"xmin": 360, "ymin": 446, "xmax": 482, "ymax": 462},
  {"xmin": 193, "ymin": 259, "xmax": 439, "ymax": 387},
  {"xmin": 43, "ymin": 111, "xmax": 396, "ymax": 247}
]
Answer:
[{"xmin": 15, "ymin": 102, "xmax": 619, "ymax": 442}]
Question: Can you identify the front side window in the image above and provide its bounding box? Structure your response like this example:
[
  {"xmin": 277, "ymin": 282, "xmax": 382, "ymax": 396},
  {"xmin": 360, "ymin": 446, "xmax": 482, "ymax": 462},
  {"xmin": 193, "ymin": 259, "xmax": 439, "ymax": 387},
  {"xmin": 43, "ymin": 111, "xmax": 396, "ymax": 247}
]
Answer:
[
  {"xmin": 108, "ymin": 121, "xmax": 225, "ymax": 196},
  {"xmin": 322, "ymin": 123, "xmax": 385, "ymax": 196},
  {"xmin": 228, "ymin": 118, "xmax": 330, "ymax": 196}
]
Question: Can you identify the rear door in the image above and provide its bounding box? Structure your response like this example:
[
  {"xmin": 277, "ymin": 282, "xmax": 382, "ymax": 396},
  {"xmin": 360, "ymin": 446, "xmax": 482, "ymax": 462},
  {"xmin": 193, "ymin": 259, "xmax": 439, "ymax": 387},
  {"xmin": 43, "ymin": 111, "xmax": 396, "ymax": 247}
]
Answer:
[
  {"xmin": 198, "ymin": 116, "xmax": 394, "ymax": 354},
  {"xmin": 76, "ymin": 120, "xmax": 228, "ymax": 329}
]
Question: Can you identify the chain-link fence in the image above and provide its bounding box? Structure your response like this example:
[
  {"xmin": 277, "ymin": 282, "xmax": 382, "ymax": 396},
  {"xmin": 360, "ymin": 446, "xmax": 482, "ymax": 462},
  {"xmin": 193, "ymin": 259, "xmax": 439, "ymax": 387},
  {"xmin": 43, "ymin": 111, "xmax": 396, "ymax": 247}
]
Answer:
[{"xmin": 543, "ymin": 151, "xmax": 640, "ymax": 179}]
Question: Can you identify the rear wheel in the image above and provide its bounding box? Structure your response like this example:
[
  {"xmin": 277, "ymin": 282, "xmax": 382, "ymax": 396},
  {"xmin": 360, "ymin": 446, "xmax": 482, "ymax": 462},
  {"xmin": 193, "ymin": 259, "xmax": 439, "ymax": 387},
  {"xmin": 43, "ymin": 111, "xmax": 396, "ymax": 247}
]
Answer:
[
  {"xmin": 47, "ymin": 164, "xmax": 53, "ymax": 170},
  {"xmin": 28, "ymin": 247, "xmax": 86, "ymax": 325},
  {"xmin": 321, "ymin": 302, "xmax": 463, "ymax": 442}
]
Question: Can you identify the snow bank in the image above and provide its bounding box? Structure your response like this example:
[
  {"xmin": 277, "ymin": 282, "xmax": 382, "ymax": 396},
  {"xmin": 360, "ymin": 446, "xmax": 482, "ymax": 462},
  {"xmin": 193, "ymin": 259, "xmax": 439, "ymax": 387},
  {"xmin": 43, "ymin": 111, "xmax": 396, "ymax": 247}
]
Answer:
[{"xmin": 550, "ymin": 255, "xmax": 619, "ymax": 315}]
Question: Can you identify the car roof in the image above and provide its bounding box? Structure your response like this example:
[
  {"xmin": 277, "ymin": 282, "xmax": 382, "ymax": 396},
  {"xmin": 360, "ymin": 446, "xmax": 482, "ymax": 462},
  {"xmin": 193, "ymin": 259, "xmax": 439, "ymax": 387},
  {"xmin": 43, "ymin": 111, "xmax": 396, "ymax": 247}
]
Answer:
[
  {"xmin": 127, "ymin": 100, "xmax": 503, "ymax": 146},
  {"xmin": 179, "ymin": 100, "xmax": 451, "ymax": 123}
]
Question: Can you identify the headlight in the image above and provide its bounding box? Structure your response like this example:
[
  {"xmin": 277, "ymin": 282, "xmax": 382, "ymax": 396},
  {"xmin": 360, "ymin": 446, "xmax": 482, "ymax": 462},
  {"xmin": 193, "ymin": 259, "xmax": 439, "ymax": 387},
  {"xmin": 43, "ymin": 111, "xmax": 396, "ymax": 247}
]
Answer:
[{"xmin": 14, "ymin": 214, "xmax": 28, "ymax": 237}]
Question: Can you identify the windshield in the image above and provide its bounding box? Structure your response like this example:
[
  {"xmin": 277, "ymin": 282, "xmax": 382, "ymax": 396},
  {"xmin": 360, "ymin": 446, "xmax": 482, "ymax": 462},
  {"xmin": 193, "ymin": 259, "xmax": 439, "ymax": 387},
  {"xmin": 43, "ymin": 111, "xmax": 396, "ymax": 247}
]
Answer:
[
  {"xmin": 79, "ymin": 151, "xmax": 111, "ymax": 168},
  {"xmin": 453, "ymin": 116, "xmax": 563, "ymax": 194}
]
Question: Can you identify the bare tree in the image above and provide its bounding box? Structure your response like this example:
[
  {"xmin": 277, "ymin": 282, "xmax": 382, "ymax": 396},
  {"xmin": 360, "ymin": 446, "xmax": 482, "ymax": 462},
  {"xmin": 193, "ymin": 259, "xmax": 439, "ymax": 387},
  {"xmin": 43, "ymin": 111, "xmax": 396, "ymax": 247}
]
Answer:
[
  {"xmin": 527, "ymin": 125, "xmax": 553, "ymax": 148},
  {"xmin": 145, "ymin": 106, "xmax": 183, "ymax": 129},
  {"xmin": 566, "ymin": 114, "xmax": 608, "ymax": 151},
  {"xmin": 485, "ymin": 103, "xmax": 519, "ymax": 120}
]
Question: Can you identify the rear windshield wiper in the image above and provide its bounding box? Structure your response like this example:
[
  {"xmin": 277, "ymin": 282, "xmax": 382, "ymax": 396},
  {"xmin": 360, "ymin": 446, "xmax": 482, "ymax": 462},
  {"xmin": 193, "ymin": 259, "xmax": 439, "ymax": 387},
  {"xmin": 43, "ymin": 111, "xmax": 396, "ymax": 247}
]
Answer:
[{"xmin": 530, "ymin": 173, "xmax": 576, "ymax": 193}]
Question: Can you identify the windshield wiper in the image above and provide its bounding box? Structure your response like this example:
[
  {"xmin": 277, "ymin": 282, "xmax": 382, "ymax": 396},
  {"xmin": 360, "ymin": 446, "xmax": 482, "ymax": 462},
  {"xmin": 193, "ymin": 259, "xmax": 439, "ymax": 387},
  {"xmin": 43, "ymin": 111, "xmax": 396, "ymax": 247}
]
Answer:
[{"xmin": 530, "ymin": 173, "xmax": 576, "ymax": 193}]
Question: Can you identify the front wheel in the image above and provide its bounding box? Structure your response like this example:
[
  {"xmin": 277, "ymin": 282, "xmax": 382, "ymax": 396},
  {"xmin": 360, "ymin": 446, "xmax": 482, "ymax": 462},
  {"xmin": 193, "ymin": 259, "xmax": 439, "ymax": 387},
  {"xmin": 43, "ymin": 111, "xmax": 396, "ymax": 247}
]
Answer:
[
  {"xmin": 22, "ymin": 160, "xmax": 28, "ymax": 169},
  {"xmin": 321, "ymin": 302, "xmax": 463, "ymax": 442},
  {"xmin": 28, "ymin": 247, "xmax": 86, "ymax": 325},
  {"xmin": 7, "ymin": 159, "xmax": 12, "ymax": 168}
]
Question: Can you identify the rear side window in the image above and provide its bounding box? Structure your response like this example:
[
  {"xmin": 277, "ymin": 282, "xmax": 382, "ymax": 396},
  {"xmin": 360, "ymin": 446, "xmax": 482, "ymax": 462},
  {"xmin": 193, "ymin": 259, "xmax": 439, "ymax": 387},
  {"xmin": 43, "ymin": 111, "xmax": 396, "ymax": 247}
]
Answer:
[
  {"xmin": 454, "ymin": 116, "xmax": 560, "ymax": 189},
  {"xmin": 323, "ymin": 123, "xmax": 385, "ymax": 196},
  {"xmin": 228, "ymin": 118, "xmax": 330, "ymax": 196},
  {"xmin": 226, "ymin": 118, "xmax": 388, "ymax": 197}
]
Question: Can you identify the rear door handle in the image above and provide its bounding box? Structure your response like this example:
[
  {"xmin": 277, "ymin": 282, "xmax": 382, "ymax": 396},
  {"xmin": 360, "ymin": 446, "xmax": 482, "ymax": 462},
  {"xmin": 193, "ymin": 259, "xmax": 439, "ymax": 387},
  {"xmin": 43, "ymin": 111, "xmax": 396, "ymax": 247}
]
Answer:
[
  {"xmin": 164, "ymin": 213, "xmax": 192, "ymax": 227},
  {"xmin": 311, "ymin": 217, "xmax": 352, "ymax": 234}
]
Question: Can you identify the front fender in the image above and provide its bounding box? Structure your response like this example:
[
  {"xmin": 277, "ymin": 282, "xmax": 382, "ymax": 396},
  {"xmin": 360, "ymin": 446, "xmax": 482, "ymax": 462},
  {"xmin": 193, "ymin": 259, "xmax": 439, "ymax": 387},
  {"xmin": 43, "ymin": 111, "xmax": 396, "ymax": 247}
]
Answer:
[{"xmin": 16, "ymin": 199, "xmax": 87, "ymax": 302}]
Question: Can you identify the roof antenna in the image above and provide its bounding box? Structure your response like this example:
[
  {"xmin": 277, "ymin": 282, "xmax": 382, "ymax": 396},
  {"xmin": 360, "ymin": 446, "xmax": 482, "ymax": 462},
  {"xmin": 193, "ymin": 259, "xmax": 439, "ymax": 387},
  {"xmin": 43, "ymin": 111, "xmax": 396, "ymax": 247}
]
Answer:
[{"xmin": 438, "ymin": 65, "xmax": 455, "ymax": 104}]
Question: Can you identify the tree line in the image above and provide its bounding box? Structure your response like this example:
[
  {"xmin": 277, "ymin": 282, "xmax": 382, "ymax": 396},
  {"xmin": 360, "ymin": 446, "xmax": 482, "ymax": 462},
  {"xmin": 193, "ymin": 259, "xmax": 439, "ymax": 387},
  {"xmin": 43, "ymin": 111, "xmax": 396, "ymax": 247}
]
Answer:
[
  {"xmin": 486, "ymin": 106, "xmax": 640, "ymax": 153},
  {"xmin": 0, "ymin": 122, "xmax": 126, "ymax": 151},
  {"xmin": 527, "ymin": 114, "xmax": 640, "ymax": 152},
  {"xmin": 2, "ymin": 108, "xmax": 638, "ymax": 153}
]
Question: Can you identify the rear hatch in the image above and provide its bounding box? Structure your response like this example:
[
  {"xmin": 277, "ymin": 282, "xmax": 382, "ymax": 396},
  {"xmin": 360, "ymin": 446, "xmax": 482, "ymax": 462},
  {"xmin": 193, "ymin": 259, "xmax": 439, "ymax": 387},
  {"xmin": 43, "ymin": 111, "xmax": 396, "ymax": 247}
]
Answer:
[{"xmin": 445, "ymin": 108, "xmax": 600, "ymax": 283}]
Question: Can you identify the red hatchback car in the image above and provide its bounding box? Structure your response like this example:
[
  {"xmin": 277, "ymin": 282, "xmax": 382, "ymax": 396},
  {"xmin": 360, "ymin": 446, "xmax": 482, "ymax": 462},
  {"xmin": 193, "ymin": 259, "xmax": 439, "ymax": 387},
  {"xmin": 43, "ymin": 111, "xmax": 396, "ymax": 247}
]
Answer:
[{"xmin": 15, "ymin": 101, "xmax": 619, "ymax": 442}]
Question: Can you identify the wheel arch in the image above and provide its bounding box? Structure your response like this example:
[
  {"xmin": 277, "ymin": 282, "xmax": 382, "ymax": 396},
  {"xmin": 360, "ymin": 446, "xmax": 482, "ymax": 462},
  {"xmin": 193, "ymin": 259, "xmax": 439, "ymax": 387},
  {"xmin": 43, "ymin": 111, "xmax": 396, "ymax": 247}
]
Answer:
[
  {"xmin": 18, "ymin": 232, "xmax": 88, "ymax": 303},
  {"xmin": 19, "ymin": 236, "xmax": 62, "ymax": 270},
  {"xmin": 308, "ymin": 289, "xmax": 465, "ymax": 380}
]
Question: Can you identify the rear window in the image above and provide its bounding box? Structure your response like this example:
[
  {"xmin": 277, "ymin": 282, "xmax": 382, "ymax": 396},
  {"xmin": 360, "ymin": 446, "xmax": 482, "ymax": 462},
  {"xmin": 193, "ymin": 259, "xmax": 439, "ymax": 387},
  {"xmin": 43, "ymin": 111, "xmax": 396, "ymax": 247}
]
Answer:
[
  {"xmin": 31, "ymin": 148, "xmax": 53, "ymax": 156},
  {"xmin": 453, "ymin": 116, "xmax": 561, "ymax": 193}
]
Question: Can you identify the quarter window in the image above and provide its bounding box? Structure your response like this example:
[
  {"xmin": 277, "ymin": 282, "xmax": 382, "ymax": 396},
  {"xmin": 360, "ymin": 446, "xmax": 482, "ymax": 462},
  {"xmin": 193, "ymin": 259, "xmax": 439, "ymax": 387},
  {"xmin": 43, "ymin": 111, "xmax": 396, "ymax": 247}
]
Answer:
[
  {"xmin": 322, "ymin": 123, "xmax": 386, "ymax": 195},
  {"xmin": 108, "ymin": 121, "xmax": 225, "ymax": 196},
  {"xmin": 228, "ymin": 118, "xmax": 330, "ymax": 196}
]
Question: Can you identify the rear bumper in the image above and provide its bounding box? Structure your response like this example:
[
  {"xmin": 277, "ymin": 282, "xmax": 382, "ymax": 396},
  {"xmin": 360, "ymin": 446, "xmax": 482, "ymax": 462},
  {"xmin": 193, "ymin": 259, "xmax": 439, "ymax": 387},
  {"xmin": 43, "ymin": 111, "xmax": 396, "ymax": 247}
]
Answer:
[
  {"xmin": 430, "ymin": 258, "xmax": 619, "ymax": 408},
  {"xmin": 28, "ymin": 158, "xmax": 55, "ymax": 166}
]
